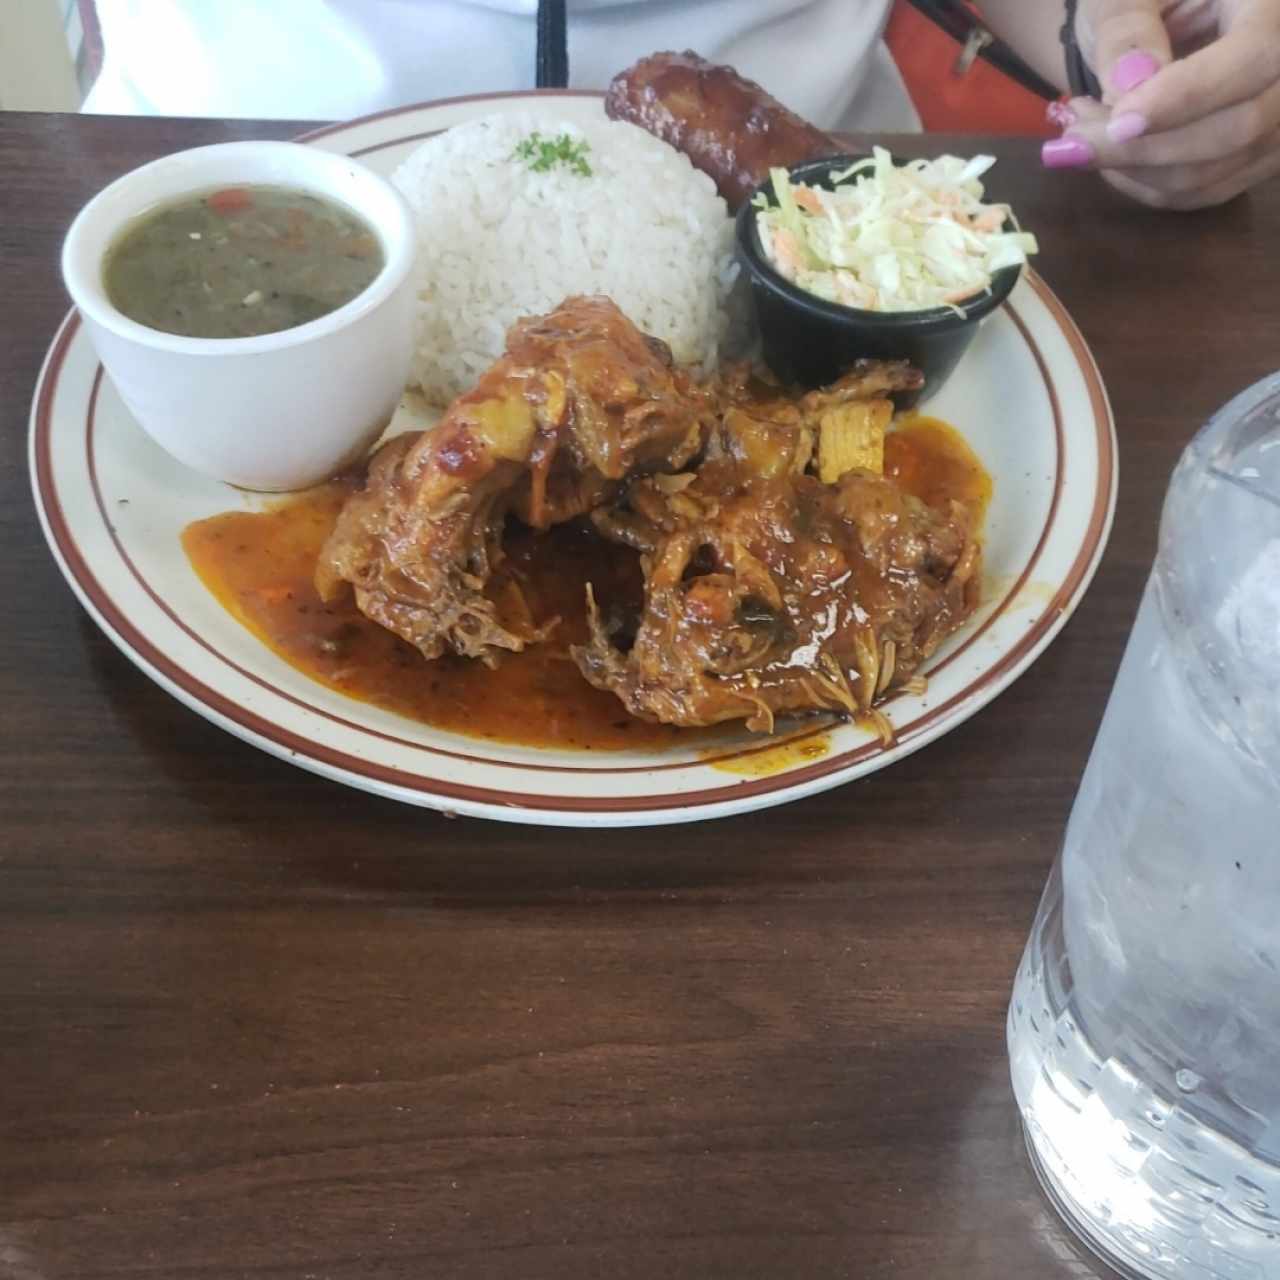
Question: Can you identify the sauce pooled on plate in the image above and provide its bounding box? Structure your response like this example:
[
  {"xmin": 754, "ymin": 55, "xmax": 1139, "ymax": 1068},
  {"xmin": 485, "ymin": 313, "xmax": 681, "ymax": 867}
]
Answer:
[{"xmin": 181, "ymin": 416, "xmax": 989, "ymax": 751}]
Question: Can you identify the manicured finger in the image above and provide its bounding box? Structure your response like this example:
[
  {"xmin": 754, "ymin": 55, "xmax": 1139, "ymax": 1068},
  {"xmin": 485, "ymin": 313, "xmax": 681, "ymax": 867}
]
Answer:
[
  {"xmin": 1078, "ymin": 0, "xmax": 1174, "ymax": 99},
  {"xmin": 1100, "ymin": 131, "xmax": 1280, "ymax": 206},
  {"xmin": 1111, "ymin": 9, "xmax": 1280, "ymax": 132},
  {"xmin": 1101, "ymin": 165, "xmax": 1244, "ymax": 208},
  {"xmin": 1200, "ymin": 141, "xmax": 1280, "ymax": 202},
  {"xmin": 1041, "ymin": 98, "xmax": 1108, "ymax": 169},
  {"xmin": 1065, "ymin": 81, "xmax": 1280, "ymax": 166},
  {"xmin": 1099, "ymin": 167, "xmax": 1189, "ymax": 206},
  {"xmin": 1046, "ymin": 100, "xmax": 1079, "ymax": 131}
]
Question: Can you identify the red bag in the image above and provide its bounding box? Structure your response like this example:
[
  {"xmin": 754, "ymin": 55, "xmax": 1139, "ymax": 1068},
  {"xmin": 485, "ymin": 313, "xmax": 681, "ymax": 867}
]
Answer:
[{"xmin": 884, "ymin": 0, "xmax": 1058, "ymax": 137}]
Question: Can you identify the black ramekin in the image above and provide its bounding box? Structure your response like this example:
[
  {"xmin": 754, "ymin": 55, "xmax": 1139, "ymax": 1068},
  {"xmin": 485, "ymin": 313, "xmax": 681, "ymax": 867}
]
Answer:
[{"xmin": 735, "ymin": 154, "xmax": 1024, "ymax": 408}]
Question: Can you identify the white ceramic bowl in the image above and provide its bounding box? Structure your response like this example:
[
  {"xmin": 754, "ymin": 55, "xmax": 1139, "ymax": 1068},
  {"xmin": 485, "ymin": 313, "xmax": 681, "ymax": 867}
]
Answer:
[{"xmin": 62, "ymin": 140, "xmax": 416, "ymax": 491}]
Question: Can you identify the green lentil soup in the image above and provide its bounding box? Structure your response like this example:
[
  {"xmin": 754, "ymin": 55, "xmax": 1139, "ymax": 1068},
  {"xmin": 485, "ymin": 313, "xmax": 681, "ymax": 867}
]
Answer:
[{"xmin": 102, "ymin": 184, "xmax": 385, "ymax": 339}]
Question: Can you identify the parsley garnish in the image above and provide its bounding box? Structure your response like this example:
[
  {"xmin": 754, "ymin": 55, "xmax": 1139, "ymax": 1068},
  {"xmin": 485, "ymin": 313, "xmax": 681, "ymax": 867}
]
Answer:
[{"xmin": 513, "ymin": 131, "xmax": 593, "ymax": 177}]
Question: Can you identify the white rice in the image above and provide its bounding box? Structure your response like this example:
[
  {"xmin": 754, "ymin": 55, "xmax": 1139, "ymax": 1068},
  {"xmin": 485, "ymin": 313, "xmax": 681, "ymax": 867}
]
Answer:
[{"xmin": 392, "ymin": 111, "xmax": 736, "ymax": 405}]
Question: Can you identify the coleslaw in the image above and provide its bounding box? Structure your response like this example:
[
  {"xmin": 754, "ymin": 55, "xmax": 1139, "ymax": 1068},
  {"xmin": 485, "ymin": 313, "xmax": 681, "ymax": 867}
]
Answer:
[{"xmin": 754, "ymin": 147, "xmax": 1038, "ymax": 314}]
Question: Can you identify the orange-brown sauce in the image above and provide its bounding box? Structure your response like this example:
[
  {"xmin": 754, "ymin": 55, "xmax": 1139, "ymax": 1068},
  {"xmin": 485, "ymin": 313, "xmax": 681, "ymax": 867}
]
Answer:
[
  {"xmin": 182, "ymin": 413, "xmax": 989, "ymax": 751},
  {"xmin": 886, "ymin": 414, "xmax": 992, "ymax": 524},
  {"xmin": 710, "ymin": 730, "xmax": 832, "ymax": 776}
]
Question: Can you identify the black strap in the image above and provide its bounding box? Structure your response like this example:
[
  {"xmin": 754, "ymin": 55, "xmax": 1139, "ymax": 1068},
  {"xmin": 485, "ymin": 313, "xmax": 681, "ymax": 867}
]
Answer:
[
  {"xmin": 1061, "ymin": 0, "xmax": 1103, "ymax": 98},
  {"xmin": 536, "ymin": 0, "xmax": 568, "ymax": 89},
  {"xmin": 905, "ymin": 0, "xmax": 1062, "ymax": 101}
]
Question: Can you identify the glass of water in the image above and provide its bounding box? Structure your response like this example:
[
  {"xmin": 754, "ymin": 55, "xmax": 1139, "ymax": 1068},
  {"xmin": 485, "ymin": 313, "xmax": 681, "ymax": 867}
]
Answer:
[{"xmin": 1007, "ymin": 372, "xmax": 1280, "ymax": 1279}]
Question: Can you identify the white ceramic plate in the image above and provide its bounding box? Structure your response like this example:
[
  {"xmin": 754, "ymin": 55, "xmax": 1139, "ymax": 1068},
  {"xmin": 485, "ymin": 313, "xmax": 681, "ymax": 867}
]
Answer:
[{"xmin": 31, "ymin": 92, "xmax": 1116, "ymax": 827}]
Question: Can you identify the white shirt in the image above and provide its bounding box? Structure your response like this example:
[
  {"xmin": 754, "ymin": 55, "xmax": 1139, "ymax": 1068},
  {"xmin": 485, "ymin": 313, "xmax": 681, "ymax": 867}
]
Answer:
[{"xmin": 83, "ymin": 0, "xmax": 920, "ymax": 133}]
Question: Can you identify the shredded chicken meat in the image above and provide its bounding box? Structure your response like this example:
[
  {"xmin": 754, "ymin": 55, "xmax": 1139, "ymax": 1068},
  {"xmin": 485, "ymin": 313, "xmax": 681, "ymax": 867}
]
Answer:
[
  {"xmin": 318, "ymin": 297, "xmax": 982, "ymax": 733},
  {"xmin": 315, "ymin": 295, "xmax": 712, "ymax": 663},
  {"xmin": 577, "ymin": 363, "xmax": 980, "ymax": 732}
]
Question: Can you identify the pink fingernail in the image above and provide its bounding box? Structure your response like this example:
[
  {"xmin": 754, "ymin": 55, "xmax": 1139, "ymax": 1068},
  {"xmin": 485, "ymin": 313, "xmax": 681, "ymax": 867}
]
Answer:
[
  {"xmin": 1112, "ymin": 51, "xmax": 1160, "ymax": 94},
  {"xmin": 1107, "ymin": 110, "xmax": 1149, "ymax": 143},
  {"xmin": 1046, "ymin": 100, "xmax": 1078, "ymax": 130},
  {"xmin": 1041, "ymin": 137, "xmax": 1096, "ymax": 170}
]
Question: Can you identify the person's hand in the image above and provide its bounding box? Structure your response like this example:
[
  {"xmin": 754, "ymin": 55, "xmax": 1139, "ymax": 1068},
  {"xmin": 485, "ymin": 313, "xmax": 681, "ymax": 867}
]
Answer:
[{"xmin": 1041, "ymin": 0, "xmax": 1280, "ymax": 209}]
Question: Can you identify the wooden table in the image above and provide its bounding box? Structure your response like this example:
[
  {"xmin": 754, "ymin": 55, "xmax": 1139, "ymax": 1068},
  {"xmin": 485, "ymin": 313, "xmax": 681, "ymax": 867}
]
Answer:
[{"xmin": 3, "ymin": 109, "xmax": 1278, "ymax": 1280}]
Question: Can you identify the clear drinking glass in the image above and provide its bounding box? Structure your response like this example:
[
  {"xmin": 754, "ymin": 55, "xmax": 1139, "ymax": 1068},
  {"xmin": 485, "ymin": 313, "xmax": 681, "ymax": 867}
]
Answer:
[{"xmin": 1007, "ymin": 372, "xmax": 1280, "ymax": 1280}]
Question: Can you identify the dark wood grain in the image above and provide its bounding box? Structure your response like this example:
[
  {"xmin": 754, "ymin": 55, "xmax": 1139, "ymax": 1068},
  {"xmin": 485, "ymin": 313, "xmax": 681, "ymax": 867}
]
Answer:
[{"xmin": 3, "ymin": 108, "xmax": 1278, "ymax": 1280}]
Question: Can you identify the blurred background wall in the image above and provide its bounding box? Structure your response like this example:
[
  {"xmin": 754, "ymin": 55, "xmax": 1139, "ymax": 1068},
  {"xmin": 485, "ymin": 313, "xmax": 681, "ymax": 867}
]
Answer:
[{"xmin": 0, "ymin": 0, "xmax": 100, "ymax": 110}]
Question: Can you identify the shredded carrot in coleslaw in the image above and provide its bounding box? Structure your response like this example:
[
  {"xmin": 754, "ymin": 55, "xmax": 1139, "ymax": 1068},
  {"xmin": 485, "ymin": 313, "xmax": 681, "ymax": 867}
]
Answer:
[{"xmin": 754, "ymin": 147, "xmax": 1038, "ymax": 313}]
